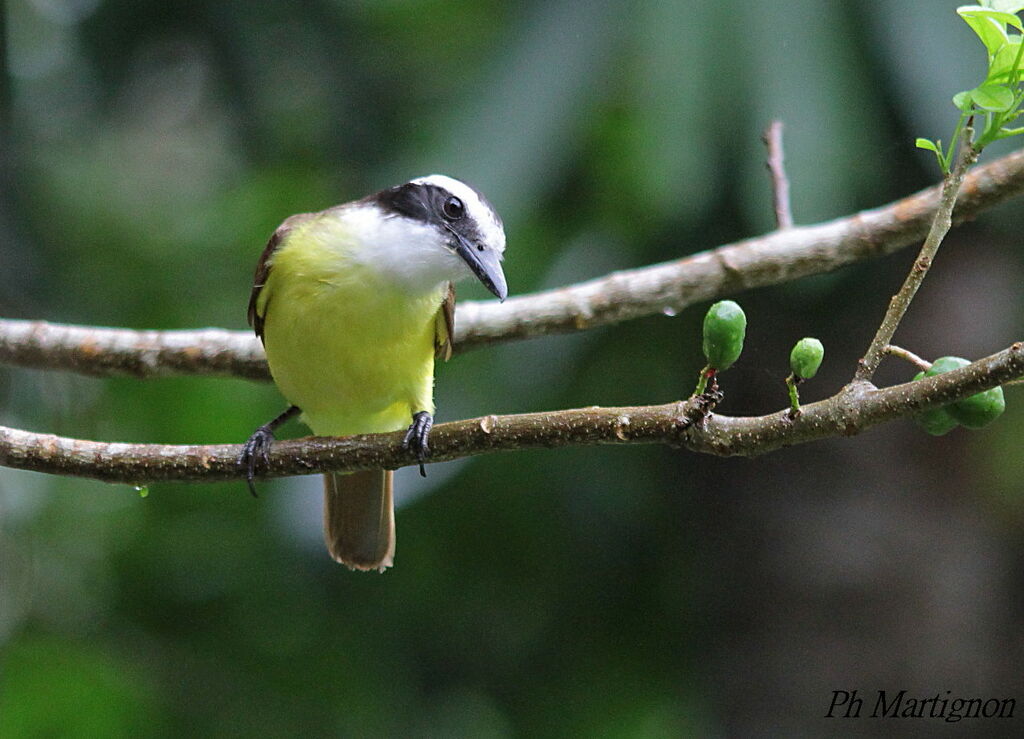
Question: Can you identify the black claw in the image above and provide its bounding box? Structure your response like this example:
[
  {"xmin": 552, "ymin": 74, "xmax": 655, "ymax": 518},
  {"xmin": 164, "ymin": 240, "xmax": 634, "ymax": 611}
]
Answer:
[
  {"xmin": 238, "ymin": 426, "xmax": 276, "ymax": 498},
  {"xmin": 238, "ymin": 406, "xmax": 300, "ymax": 498},
  {"xmin": 402, "ymin": 411, "xmax": 433, "ymax": 477}
]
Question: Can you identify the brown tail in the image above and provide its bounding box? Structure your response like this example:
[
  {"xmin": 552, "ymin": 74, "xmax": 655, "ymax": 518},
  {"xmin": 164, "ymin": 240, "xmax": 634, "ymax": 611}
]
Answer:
[{"xmin": 323, "ymin": 470, "xmax": 395, "ymax": 572}]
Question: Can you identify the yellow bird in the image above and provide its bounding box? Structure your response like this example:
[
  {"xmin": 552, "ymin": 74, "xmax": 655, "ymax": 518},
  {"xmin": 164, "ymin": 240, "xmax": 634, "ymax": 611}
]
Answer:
[{"xmin": 241, "ymin": 175, "xmax": 507, "ymax": 571}]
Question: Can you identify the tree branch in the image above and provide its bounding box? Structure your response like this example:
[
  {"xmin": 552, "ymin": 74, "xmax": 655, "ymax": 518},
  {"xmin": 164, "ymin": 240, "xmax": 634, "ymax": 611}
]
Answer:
[
  {"xmin": 763, "ymin": 120, "xmax": 794, "ymax": 229},
  {"xmin": 0, "ymin": 322, "xmax": 270, "ymax": 380},
  {"xmin": 884, "ymin": 344, "xmax": 931, "ymax": 372},
  {"xmin": 2, "ymin": 148, "xmax": 1024, "ymax": 380},
  {"xmin": 855, "ymin": 130, "xmax": 978, "ymax": 381},
  {"xmin": 2, "ymin": 343, "xmax": 1020, "ymax": 484}
]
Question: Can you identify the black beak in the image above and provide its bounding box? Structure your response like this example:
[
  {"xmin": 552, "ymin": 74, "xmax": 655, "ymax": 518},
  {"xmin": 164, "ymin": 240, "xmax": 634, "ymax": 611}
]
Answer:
[{"xmin": 449, "ymin": 228, "xmax": 508, "ymax": 301}]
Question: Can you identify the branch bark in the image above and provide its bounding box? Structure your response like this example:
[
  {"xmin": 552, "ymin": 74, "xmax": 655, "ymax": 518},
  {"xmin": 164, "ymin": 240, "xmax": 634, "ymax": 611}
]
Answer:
[
  {"xmin": 2, "ymin": 148, "xmax": 1024, "ymax": 380},
  {"xmin": 3, "ymin": 343, "xmax": 1020, "ymax": 485},
  {"xmin": 763, "ymin": 120, "xmax": 794, "ymax": 229},
  {"xmin": 0, "ymin": 322, "xmax": 270, "ymax": 380},
  {"xmin": 884, "ymin": 344, "xmax": 931, "ymax": 372},
  {"xmin": 855, "ymin": 131, "xmax": 978, "ymax": 381}
]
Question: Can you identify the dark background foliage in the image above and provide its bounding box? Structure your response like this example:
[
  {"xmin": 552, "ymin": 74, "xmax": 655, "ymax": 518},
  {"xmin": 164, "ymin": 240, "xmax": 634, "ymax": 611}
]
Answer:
[{"xmin": 1, "ymin": 1, "xmax": 1022, "ymax": 735}]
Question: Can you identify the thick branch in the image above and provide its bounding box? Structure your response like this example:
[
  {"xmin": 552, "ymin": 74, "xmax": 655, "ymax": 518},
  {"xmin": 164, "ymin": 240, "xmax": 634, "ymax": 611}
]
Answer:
[
  {"xmin": 0, "ymin": 322, "xmax": 270, "ymax": 380},
  {"xmin": 439, "ymin": 146, "xmax": 1024, "ymax": 349},
  {"xmin": 2, "ymin": 148, "xmax": 1023, "ymax": 380},
  {"xmin": 2, "ymin": 343, "xmax": 1020, "ymax": 484}
]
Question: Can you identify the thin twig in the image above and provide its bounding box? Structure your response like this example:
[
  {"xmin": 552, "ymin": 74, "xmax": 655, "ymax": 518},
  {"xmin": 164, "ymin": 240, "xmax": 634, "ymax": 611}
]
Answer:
[
  {"xmin": 855, "ymin": 128, "xmax": 979, "ymax": 382},
  {"xmin": 3, "ymin": 147, "xmax": 1024, "ymax": 381},
  {"xmin": 1, "ymin": 343, "xmax": 1021, "ymax": 484},
  {"xmin": 884, "ymin": 344, "xmax": 931, "ymax": 372},
  {"xmin": 763, "ymin": 120, "xmax": 794, "ymax": 229}
]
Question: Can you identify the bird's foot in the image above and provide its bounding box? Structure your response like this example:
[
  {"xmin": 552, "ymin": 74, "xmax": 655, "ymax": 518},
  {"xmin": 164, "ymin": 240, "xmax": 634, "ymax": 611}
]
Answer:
[
  {"xmin": 239, "ymin": 425, "xmax": 276, "ymax": 498},
  {"xmin": 238, "ymin": 405, "xmax": 300, "ymax": 497},
  {"xmin": 402, "ymin": 411, "xmax": 433, "ymax": 477}
]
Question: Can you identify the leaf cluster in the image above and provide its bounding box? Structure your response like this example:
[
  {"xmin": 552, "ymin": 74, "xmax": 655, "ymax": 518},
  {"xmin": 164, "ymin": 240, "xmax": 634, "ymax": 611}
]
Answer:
[{"xmin": 917, "ymin": 2, "xmax": 1024, "ymax": 170}]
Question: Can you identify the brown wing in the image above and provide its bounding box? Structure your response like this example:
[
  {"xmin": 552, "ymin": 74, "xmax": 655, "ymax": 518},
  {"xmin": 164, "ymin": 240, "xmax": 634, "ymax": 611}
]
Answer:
[
  {"xmin": 247, "ymin": 212, "xmax": 315, "ymax": 341},
  {"xmin": 434, "ymin": 282, "xmax": 456, "ymax": 361}
]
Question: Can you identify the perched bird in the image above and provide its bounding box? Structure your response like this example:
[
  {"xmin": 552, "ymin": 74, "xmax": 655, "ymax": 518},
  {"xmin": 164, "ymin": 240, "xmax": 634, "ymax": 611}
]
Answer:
[{"xmin": 241, "ymin": 175, "xmax": 507, "ymax": 571}]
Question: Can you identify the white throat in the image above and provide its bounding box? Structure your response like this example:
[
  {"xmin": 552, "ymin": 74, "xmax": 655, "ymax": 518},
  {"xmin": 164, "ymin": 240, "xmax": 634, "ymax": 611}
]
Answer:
[{"xmin": 336, "ymin": 204, "xmax": 473, "ymax": 293}]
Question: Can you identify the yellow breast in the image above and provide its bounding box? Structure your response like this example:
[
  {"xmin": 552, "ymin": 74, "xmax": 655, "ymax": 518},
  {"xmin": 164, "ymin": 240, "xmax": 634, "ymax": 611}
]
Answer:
[{"xmin": 258, "ymin": 214, "xmax": 445, "ymax": 436}]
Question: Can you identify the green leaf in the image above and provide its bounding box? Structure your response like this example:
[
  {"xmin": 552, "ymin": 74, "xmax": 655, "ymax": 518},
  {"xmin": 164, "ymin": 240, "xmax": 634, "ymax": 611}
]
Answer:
[
  {"xmin": 971, "ymin": 83, "xmax": 1016, "ymax": 109},
  {"xmin": 982, "ymin": 1, "xmax": 1024, "ymax": 17},
  {"xmin": 953, "ymin": 90, "xmax": 974, "ymax": 110},
  {"xmin": 959, "ymin": 7, "xmax": 1014, "ymax": 54},
  {"xmin": 990, "ymin": 38, "xmax": 1024, "ymax": 80},
  {"xmin": 985, "ymin": 9, "xmax": 1024, "ymax": 31},
  {"xmin": 915, "ymin": 138, "xmax": 947, "ymax": 171},
  {"xmin": 960, "ymin": 5, "xmax": 1024, "ymax": 32}
]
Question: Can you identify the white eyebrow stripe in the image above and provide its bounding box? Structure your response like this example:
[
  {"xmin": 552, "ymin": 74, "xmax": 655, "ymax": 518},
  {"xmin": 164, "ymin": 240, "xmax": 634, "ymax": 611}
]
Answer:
[{"xmin": 411, "ymin": 174, "xmax": 506, "ymax": 255}]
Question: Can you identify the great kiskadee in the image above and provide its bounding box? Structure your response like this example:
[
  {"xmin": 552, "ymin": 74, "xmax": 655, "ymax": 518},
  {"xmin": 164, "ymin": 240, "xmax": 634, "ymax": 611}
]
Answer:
[{"xmin": 241, "ymin": 175, "xmax": 507, "ymax": 571}]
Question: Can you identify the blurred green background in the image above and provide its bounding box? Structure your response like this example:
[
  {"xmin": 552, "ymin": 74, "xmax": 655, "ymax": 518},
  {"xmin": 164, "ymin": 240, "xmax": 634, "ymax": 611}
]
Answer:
[{"xmin": 2, "ymin": 1, "xmax": 1023, "ymax": 736}]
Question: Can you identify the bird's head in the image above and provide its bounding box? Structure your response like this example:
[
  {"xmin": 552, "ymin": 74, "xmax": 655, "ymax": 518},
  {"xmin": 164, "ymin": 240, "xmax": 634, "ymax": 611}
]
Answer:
[{"xmin": 361, "ymin": 174, "xmax": 508, "ymax": 300}]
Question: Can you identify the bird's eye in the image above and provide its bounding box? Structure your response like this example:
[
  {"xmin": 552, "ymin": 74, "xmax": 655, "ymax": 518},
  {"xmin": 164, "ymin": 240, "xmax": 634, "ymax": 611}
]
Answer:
[{"xmin": 442, "ymin": 196, "xmax": 465, "ymax": 220}]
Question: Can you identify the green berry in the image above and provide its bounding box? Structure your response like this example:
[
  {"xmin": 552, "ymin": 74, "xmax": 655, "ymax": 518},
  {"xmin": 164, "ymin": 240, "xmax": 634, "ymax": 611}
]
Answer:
[
  {"xmin": 789, "ymin": 337, "xmax": 824, "ymax": 380},
  {"xmin": 921, "ymin": 356, "xmax": 1005, "ymax": 430},
  {"xmin": 925, "ymin": 356, "xmax": 970, "ymax": 376},
  {"xmin": 914, "ymin": 407, "xmax": 961, "ymax": 436},
  {"xmin": 912, "ymin": 371, "xmax": 959, "ymax": 435},
  {"xmin": 702, "ymin": 300, "xmax": 746, "ymax": 371},
  {"xmin": 950, "ymin": 387, "xmax": 1005, "ymax": 428}
]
